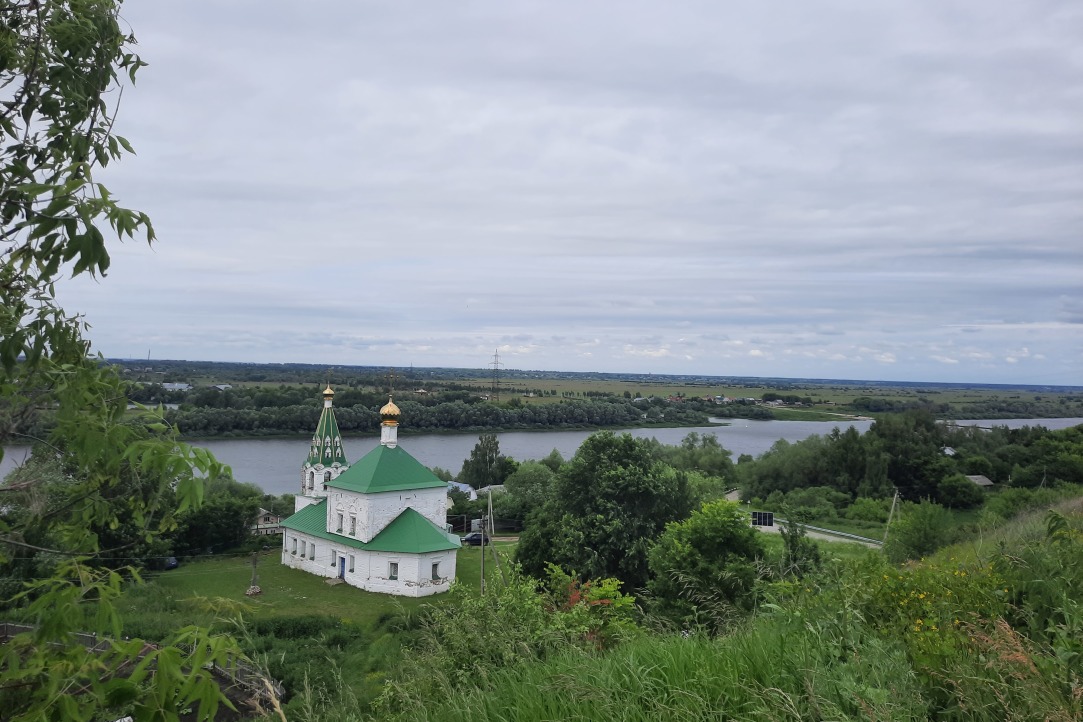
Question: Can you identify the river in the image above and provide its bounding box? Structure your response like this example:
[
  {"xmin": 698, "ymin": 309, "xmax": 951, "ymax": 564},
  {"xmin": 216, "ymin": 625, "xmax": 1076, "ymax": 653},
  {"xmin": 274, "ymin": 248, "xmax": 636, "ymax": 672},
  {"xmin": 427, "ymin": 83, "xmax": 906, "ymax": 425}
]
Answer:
[{"xmin": 2, "ymin": 417, "xmax": 1080, "ymax": 497}]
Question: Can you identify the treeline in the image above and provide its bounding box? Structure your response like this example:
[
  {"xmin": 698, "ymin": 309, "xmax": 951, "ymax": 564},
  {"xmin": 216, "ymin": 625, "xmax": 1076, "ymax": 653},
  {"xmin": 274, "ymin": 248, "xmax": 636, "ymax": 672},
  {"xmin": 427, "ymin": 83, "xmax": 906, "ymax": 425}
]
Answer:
[
  {"xmin": 738, "ymin": 410, "xmax": 1083, "ymax": 507},
  {"xmin": 161, "ymin": 396, "xmax": 713, "ymax": 437},
  {"xmin": 850, "ymin": 393, "xmax": 1083, "ymax": 419}
]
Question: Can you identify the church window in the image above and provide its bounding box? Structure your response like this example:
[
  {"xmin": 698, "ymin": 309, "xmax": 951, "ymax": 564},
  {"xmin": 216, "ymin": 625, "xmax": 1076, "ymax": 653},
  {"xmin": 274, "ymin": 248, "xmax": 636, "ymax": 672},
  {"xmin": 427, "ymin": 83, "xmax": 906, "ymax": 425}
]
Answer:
[
  {"xmin": 431, "ymin": 562, "xmax": 440, "ymax": 581},
  {"xmin": 308, "ymin": 471, "xmax": 314, "ymax": 489},
  {"xmin": 323, "ymin": 470, "xmax": 331, "ymax": 491},
  {"xmin": 309, "ymin": 544, "xmax": 315, "ymax": 560},
  {"xmin": 336, "ymin": 513, "xmax": 343, "ymax": 533},
  {"xmin": 291, "ymin": 538, "xmax": 297, "ymax": 555},
  {"xmin": 330, "ymin": 550, "xmax": 336, "ymax": 566},
  {"xmin": 300, "ymin": 540, "xmax": 306, "ymax": 557},
  {"xmin": 348, "ymin": 555, "xmax": 355, "ymax": 573},
  {"xmin": 349, "ymin": 516, "xmax": 356, "ymax": 535},
  {"xmin": 388, "ymin": 562, "xmax": 399, "ymax": 580}
]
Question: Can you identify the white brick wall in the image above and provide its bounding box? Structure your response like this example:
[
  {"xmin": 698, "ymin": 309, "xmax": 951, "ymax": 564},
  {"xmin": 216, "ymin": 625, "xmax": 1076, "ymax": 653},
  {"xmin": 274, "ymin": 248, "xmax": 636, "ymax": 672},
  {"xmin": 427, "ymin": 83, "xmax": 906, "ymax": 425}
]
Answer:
[
  {"xmin": 280, "ymin": 531, "xmax": 456, "ymax": 597},
  {"xmin": 327, "ymin": 487, "xmax": 446, "ymax": 543}
]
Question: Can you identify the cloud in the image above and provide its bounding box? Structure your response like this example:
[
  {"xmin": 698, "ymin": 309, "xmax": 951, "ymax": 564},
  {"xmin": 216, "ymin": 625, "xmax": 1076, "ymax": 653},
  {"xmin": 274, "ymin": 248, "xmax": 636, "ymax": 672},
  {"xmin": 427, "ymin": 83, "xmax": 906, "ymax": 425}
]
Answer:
[{"xmin": 49, "ymin": 0, "xmax": 1083, "ymax": 386}]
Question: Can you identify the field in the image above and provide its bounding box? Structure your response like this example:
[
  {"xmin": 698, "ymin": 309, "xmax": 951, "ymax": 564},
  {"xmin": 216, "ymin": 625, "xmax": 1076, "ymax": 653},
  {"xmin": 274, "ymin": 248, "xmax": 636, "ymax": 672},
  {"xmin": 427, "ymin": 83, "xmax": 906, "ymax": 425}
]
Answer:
[
  {"xmin": 126, "ymin": 541, "xmax": 517, "ymax": 634},
  {"xmin": 128, "ymin": 358, "xmax": 1083, "ymax": 422}
]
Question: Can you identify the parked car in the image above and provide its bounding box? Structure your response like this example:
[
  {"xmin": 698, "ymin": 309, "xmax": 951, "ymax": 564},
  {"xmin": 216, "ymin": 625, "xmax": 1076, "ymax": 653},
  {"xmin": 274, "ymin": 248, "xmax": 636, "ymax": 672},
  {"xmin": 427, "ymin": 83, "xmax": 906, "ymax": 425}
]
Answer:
[{"xmin": 463, "ymin": 532, "xmax": 490, "ymax": 546}]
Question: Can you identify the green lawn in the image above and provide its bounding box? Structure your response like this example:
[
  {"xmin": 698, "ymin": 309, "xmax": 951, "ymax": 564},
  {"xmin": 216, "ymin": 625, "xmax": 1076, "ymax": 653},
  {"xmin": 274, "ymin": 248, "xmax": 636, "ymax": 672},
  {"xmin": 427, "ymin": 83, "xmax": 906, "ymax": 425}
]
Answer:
[{"xmin": 134, "ymin": 541, "xmax": 518, "ymax": 632}]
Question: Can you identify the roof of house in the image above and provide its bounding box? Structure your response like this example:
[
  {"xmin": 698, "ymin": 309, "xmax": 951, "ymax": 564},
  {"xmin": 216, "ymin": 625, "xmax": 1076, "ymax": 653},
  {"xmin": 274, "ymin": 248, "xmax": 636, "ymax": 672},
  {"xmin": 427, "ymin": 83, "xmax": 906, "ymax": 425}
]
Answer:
[
  {"xmin": 965, "ymin": 474, "xmax": 995, "ymax": 487},
  {"xmin": 280, "ymin": 499, "xmax": 460, "ymax": 553},
  {"xmin": 328, "ymin": 444, "xmax": 446, "ymax": 494}
]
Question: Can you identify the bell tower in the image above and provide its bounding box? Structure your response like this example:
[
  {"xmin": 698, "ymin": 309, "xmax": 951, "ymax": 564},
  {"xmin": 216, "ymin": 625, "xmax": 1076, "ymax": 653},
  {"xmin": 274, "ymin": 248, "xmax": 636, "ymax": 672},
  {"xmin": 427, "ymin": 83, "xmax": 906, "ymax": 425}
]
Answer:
[{"xmin": 299, "ymin": 385, "xmax": 349, "ymax": 504}]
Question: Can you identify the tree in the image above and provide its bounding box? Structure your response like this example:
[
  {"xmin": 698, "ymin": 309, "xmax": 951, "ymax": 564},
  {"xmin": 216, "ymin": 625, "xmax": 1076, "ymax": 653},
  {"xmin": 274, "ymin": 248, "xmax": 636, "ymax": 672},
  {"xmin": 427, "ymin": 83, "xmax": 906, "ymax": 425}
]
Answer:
[
  {"xmin": 0, "ymin": 3, "xmax": 252, "ymax": 718},
  {"xmin": 171, "ymin": 477, "xmax": 263, "ymax": 555},
  {"xmin": 884, "ymin": 500, "xmax": 954, "ymax": 563},
  {"xmin": 869, "ymin": 410, "xmax": 952, "ymax": 500},
  {"xmin": 501, "ymin": 461, "xmax": 556, "ymax": 521},
  {"xmin": 936, "ymin": 473, "xmax": 985, "ymax": 509},
  {"xmin": 516, "ymin": 432, "xmax": 693, "ymax": 590},
  {"xmin": 539, "ymin": 448, "xmax": 565, "ymax": 473},
  {"xmin": 774, "ymin": 518, "xmax": 822, "ymax": 580},
  {"xmin": 458, "ymin": 433, "xmax": 517, "ymax": 489},
  {"xmin": 430, "ymin": 466, "xmax": 455, "ymax": 482},
  {"xmin": 646, "ymin": 500, "xmax": 765, "ymax": 629}
]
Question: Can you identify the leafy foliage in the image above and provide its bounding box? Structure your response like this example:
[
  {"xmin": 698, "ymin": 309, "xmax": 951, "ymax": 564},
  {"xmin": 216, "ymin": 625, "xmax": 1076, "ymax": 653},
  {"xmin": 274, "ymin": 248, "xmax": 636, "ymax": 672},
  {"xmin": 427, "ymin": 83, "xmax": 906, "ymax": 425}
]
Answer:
[
  {"xmin": 376, "ymin": 565, "xmax": 637, "ymax": 715},
  {"xmin": 385, "ymin": 497, "xmax": 1083, "ymax": 722},
  {"xmin": 457, "ymin": 433, "xmax": 517, "ymax": 489},
  {"xmin": 646, "ymin": 500, "xmax": 764, "ymax": 628},
  {"xmin": 516, "ymin": 432, "xmax": 693, "ymax": 590},
  {"xmin": 884, "ymin": 500, "xmax": 954, "ymax": 563},
  {"xmin": 0, "ymin": 3, "xmax": 265, "ymax": 718}
]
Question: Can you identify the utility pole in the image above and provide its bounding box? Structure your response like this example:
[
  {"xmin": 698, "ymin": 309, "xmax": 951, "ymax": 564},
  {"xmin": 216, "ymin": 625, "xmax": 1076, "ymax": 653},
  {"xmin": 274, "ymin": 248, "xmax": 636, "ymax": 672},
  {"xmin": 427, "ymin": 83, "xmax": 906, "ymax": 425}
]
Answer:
[
  {"xmin": 487, "ymin": 488, "xmax": 507, "ymax": 586},
  {"xmin": 479, "ymin": 514, "xmax": 486, "ymax": 596},
  {"xmin": 883, "ymin": 488, "xmax": 900, "ymax": 543}
]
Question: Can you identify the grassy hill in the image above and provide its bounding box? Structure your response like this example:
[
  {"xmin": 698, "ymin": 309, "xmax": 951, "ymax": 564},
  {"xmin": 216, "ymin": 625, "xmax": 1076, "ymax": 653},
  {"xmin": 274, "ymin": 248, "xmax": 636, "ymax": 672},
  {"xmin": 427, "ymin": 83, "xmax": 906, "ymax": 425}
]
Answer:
[{"xmin": 379, "ymin": 497, "xmax": 1083, "ymax": 722}]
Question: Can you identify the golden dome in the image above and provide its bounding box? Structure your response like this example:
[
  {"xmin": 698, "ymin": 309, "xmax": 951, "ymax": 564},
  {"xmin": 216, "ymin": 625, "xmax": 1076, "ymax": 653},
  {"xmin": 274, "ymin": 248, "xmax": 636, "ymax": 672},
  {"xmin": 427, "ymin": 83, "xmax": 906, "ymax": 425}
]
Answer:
[
  {"xmin": 380, "ymin": 397, "xmax": 400, "ymax": 417},
  {"xmin": 322, "ymin": 385, "xmax": 335, "ymax": 398}
]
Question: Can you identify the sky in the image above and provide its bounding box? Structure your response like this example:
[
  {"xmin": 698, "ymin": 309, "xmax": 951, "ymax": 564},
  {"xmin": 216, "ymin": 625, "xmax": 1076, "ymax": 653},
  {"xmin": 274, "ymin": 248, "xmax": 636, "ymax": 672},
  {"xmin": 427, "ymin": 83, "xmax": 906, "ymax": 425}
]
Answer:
[{"xmin": 58, "ymin": 0, "xmax": 1082, "ymax": 385}]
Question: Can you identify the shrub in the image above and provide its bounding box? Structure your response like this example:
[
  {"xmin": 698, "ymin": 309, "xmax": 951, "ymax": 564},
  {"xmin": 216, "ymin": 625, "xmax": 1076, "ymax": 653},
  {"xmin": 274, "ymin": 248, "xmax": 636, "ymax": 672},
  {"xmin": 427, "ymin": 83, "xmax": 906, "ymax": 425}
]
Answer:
[
  {"xmin": 936, "ymin": 473, "xmax": 985, "ymax": 509},
  {"xmin": 844, "ymin": 496, "xmax": 890, "ymax": 523},
  {"xmin": 647, "ymin": 500, "xmax": 765, "ymax": 629},
  {"xmin": 884, "ymin": 500, "xmax": 953, "ymax": 563}
]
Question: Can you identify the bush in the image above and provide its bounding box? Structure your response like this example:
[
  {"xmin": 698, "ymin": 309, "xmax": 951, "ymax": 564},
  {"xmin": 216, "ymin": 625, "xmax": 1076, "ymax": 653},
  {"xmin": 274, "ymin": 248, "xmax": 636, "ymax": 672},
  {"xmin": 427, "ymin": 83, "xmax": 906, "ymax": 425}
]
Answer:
[
  {"xmin": 844, "ymin": 497, "xmax": 890, "ymax": 523},
  {"xmin": 647, "ymin": 501, "xmax": 765, "ymax": 629},
  {"xmin": 884, "ymin": 500, "xmax": 954, "ymax": 563},
  {"xmin": 936, "ymin": 473, "xmax": 985, "ymax": 509}
]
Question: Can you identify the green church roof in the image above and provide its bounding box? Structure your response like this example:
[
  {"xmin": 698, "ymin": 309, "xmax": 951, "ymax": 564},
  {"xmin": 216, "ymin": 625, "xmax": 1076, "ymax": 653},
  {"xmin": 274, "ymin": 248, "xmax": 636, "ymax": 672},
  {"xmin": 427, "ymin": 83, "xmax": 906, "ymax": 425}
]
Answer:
[
  {"xmin": 366, "ymin": 508, "xmax": 461, "ymax": 553},
  {"xmin": 280, "ymin": 500, "xmax": 460, "ymax": 554},
  {"xmin": 306, "ymin": 397, "xmax": 348, "ymax": 468},
  {"xmin": 328, "ymin": 444, "xmax": 446, "ymax": 494}
]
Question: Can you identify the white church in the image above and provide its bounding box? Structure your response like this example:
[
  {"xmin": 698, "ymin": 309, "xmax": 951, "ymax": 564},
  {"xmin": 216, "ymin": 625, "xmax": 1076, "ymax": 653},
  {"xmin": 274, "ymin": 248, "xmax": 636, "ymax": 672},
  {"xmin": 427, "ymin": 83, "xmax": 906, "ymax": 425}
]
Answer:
[{"xmin": 280, "ymin": 387, "xmax": 460, "ymax": 596}]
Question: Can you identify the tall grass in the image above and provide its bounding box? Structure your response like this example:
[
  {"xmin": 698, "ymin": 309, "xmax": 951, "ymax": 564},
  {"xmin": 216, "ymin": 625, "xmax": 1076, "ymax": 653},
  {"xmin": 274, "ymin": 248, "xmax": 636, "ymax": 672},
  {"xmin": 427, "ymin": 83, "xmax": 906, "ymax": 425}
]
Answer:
[
  {"xmin": 372, "ymin": 499, "xmax": 1083, "ymax": 722},
  {"xmin": 386, "ymin": 626, "xmax": 925, "ymax": 722}
]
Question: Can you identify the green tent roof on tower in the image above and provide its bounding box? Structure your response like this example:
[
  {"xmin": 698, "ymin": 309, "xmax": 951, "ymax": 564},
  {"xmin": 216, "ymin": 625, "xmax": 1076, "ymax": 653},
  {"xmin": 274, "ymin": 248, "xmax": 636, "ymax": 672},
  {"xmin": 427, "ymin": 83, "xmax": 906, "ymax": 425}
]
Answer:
[
  {"xmin": 328, "ymin": 444, "xmax": 446, "ymax": 494},
  {"xmin": 307, "ymin": 386, "xmax": 348, "ymax": 467}
]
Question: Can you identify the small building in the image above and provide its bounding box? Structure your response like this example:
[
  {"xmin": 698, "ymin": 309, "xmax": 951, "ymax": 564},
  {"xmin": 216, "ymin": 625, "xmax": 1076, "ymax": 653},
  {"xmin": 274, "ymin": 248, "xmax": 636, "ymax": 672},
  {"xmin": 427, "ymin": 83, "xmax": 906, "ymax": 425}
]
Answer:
[
  {"xmin": 965, "ymin": 474, "xmax": 995, "ymax": 488},
  {"xmin": 162, "ymin": 382, "xmax": 193, "ymax": 392},
  {"xmin": 280, "ymin": 388, "xmax": 460, "ymax": 597},
  {"xmin": 251, "ymin": 508, "xmax": 283, "ymax": 536}
]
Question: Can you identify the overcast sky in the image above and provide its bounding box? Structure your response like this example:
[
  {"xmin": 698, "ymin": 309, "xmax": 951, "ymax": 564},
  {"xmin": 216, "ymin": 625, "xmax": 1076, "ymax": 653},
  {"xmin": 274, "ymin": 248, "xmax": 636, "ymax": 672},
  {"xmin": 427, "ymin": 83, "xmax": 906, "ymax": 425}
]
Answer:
[{"xmin": 59, "ymin": 1, "xmax": 1082, "ymax": 385}]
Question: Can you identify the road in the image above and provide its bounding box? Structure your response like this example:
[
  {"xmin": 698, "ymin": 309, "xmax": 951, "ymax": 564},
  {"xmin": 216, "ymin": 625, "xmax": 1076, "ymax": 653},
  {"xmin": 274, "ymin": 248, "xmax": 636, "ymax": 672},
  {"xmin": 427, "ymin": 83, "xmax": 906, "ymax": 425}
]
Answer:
[
  {"xmin": 755, "ymin": 523, "xmax": 881, "ymax": 548},
  {"xmin": 724, "ymin": 490, "xmax": 880, "ymax": 548}
]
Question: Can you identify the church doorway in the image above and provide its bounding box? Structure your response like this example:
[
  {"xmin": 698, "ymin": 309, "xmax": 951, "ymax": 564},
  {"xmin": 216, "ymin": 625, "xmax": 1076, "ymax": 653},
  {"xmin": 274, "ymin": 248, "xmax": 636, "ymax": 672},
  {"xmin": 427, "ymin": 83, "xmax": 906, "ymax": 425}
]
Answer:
[{"xmin": 338, "ymin": 555, "xmax": 346, "ymax": 579}]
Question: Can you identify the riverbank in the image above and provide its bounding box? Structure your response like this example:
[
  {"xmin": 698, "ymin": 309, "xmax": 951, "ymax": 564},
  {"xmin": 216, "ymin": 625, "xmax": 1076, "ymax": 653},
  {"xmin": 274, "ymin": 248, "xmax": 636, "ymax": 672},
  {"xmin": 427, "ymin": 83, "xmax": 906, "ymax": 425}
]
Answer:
[{"xmin": 170, "ymin": 418, "xmax": 731, "ymax": 443}]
